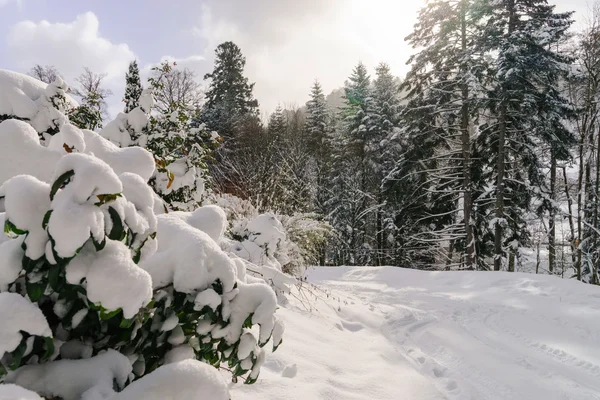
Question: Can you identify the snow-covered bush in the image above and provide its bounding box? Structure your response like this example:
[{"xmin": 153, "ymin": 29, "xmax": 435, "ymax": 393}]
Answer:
[
  {"xmin": 0, "ymin": 69, "xmax": 74, "ymax": 142},
  {"xmin": 211, "ymin": 194, "xmax": 332, "ymax": 301},
  {"xmin": 0, "ymin": 70, "xmax": 283, "ymax": 398},
  {"xmin": 214, "ymin": 194, "xmax": 331, "ymax": 274},
  {"xmin": 278, "ymin": 214, "xmax": 332, "ymax": 274},
  {"xmin": 100, "ymin": 62, "xmax": 219, "ymax": 212}
]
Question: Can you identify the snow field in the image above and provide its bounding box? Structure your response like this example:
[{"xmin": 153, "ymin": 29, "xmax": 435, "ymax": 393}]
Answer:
[{"xmin": 234, "ymin": 267, "xmax": 600, "ymax": 400}]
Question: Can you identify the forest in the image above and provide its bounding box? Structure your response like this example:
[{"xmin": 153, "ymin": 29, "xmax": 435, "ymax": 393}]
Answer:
[{"xmin": 39, "ymin": 0, "xmax": 598, "ymax": 282}]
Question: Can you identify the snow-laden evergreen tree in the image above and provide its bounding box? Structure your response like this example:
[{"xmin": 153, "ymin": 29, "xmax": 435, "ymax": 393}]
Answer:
[
  {"xmin": 481, "ymin": 0, "xmax": 575, "ymax": 271},
  {"xmin": 391, "ymin": 0, "xmax": 487, "ymax": 269},
  {"xmin": 305, "ymin": 80, "xmax": 329, "ymax": 157},
  {"xmin": 123, "ymin": 60, "xmax": 143, "ymax": 113},
  {"xmin": 367, "ymin": 63, "xmax": 402, "ymax": 265},
  {"xmin": 340, "ymin": 62, "xmax": 372, "ymax": 162},
  {"xmin": 200, "ymin": 41, "xmax": 259, "ymax": 140},
  {"xmin": 326, "ymin": 62, "xmax": 375, "ymax": 265},
  {"xmin": 268, "ymin": 104, "xmax": 287, "ymax": 139},
  {"xmin": 305, "ymin": 80, "xmax": 333, "ymax": 219}
]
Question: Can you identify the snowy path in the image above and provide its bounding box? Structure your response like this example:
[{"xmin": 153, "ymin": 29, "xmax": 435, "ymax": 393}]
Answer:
[{"xmin": 232, "ymin": 267, "xmax": 600, "ymax": 400}]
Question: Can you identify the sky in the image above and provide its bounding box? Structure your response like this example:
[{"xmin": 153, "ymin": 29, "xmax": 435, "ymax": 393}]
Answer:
[{"xmin": 0, "ymin": 0, "xmax": 591, "ymax": 119}]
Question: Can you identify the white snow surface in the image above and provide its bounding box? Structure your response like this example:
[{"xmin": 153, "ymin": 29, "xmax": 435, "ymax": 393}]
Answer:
[
  {"xmin": 81, "ymin": 130, "xmax": 155, "ymax": 182},
  {"xmin": 170, "ymin": 205, "xmax": 228, "ymax": 243},
  {"xmin": 232, "ymin": 266, "xmax": 600, "ymax": 400},
  {"xmin": 0, "ymin": 176, "xmax": 51, "ymax": 260},
  {"xmin": 0, "ymin": 120, "xmax": 61, "ymax": 186},
  {"xmin": 5, "ymin": 350, "xmax": 131, "ymax": 400},
  {"xmin": 65, "ymin": 241, "xmax": 152, "ymax": 319},
  {"xmin": 0, "ymin": 384, "xmax": 42, "ymax": 400},
  {"xmin": 0, "ymin": 121, "xmax": 154, "ymax": 191},
  {"xmin": 0, "ymin": 238, "xmax": 24, "ymax": 291},
  {"xmin": 140, "ymin": 214, "xmax": 237, "ymax": 294},
  {"xmin": 0, "ymin": 293, "xmax": 52, "ymax": 357},
  {"xmin": 109, "ymin": 360, "xmax": 229, "ymax": 400}
]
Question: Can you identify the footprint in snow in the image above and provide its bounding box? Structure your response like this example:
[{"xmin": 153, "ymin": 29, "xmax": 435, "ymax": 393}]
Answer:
[{"xmin": 341, "ymin": 320, "xmax": 364, "ymax": 332}]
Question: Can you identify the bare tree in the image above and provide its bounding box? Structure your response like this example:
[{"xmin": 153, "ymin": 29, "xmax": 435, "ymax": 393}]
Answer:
[
  {"xmin": 73, "ymin": 67, "xmax": 113, "ymax": 120},
  {"xmin": 29, "ymin": 65, "xmax": 60, "ymax": 84},
  {"xmin": 150, "ymin": 63, "xmax": 202, "ymax": 114}
]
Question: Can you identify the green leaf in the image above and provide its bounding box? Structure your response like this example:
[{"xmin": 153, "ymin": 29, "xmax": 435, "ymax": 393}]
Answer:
[
  {"xmin": 93, "ymin": 237, "xmax": 106, "ymax": 251},
  {"xmin": 243, "ymin": 313, "xmax": 254, "ymax": 329},
  {"xmin": 26, "ymin": 280, "xmax": 45, "ymax": 302},
  {"xmin": 50, "ymin": 170, "xmax": 74, "ymax": 200},
  {"xmin": 107, "ymin": 207, "xmax": 125, "ymax": 241},
  {"xmin": 9, "ymin": 341, "xmax": 28, "ymax": 370},
  {"xmin": 244, "ymin": 373, "xmax": 259, "ymax": 385},
  {"xmin": 42, "ymin": 210, "xmax": 53, "ymax": 229},
  {"xmin": 119, "ymin": 318, "xmax": 134, "ymax": 329},
  {"xmin": 94, "ymin": 193, "xmax": 120, "ymax": 206},
  {"xmin": 100, "ymin": 307, "xmax": 122, "ymax": 320},
  {"xmin": 42, "ymin": 337, "xmax": 55, "ymax": 362},
  {"xmin": 48, "ymin": 264, "xmax": 63, "ymax": 291},
  {"xmin": 4, "ymin": 219, "xmax": 27, "ymax": 238}
]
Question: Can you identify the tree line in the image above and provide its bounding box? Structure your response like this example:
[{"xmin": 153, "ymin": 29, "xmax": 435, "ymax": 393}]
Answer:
[{"xmin": 30, "ymin": 0, "xmax": 600, "ymax": 284}]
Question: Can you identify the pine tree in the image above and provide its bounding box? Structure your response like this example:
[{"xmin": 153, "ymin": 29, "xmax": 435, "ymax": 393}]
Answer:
[
  {"xmin": 305, "ymin": 80, "xmax": 333, "ymax": 220},
  {"xmin": 200, "ymin": 42, "xmax": 259, "ymax": 140},
  {"xmin": 268, "ymin": 104, "xmax": 287, "ymax": 139},
  {"xmin": 326, "ymin": 62, "xmax": 374, "ymax": 265},
  {"xmin": 392, "ymin": 0, "xmax": 487, "ymax": 269},
  {"xmin": 367, "ymin": 63, "xmax": 402, "ymax": 265},
  {"xmin": 341, "ymin": 62, "xmax": 372, "ymax": 161},
  {"xmin": 305, "ymin": 80, "xmax": 329, "ymax": 157},
  {"xmin": 123, "ymin": 60, "xmax": 143, "ymax": 113},
  {"xmin": 482, "ymin": 0, "xmax": 575, "ymax": 271}
]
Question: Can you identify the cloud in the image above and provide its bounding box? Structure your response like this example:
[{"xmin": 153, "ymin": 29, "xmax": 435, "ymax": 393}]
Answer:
[
  {"xmin": 7, "ymin": 12, "xmax": 136, "ymax": 118},
  {"xmin": 191, "ymin": 0, "xmax": 421, "ymax": 114}
]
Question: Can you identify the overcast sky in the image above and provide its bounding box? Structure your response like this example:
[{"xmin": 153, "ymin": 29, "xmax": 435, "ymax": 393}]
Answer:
[{"xmin": 0, "ymin": 0, "xmax": 591, "ymax": 118}]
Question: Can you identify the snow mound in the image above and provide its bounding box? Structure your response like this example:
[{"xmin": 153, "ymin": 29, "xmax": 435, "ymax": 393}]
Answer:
[
  {"xmin": 66, "ymin": 241, "xmax": 152, "ymax": 319},
  {"xmin": 0, "ymin": 70, "xmax": 70, "ymax": 119},
  {"xmin": 84, "ymin": 130, "xmax": 155, "ymax": 181},
  {"xmin": 0, "ymin": 293, "xmax": 52, "ymax": 357},
  {"xmin": 110, "ymin": 359, "xmax": 229, "ymax": 400},
  {"xmin": 0, "ymin": 384, "xmax": 43, "ymax": 400},
  {"xmin": 141, "ymin": 214, "xmax": 236, "ymax": 293},
  {"xmin": 0, "ymin": 119, "xmax": 61, "ymax": 186},
  {"xmin": 0, "ymin": 120, "xmax": 154, "ymax": 190},
  {"xmin": 5, "ymin": 350, "xmax": 131, "ymax": 400},
  {"xmin": 170, "ymin": 204, "xmax": 227, "ymax": 242}
]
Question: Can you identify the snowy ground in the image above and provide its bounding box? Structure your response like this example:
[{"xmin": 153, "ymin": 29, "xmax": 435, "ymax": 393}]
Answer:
[{"xmin": 232, "ymin": 267, "xmax": 600, "ymax": 400}]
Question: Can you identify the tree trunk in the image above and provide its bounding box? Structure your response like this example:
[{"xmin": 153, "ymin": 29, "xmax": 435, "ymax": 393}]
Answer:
[
  {"xmin": 376, "ymin": 193, "xmax": 383, "ymax": 266},
  {"xmin": 460, "ymin": 0, "xmax": 475, "ymax": 270},
  {"xmin": 561, "ymin": 166, "xmax": 577, "ymax": 267},
  {"xmin": 494, "ymin": 0, "xmax": 516, "ymax": 272},
  {"xmin": 446, "ymin": 240, "xmax": 455, "ymax": 271},
  {"xmin": 548, "ymin": 150, "xmax": 557, "ymax": 274},
  {"xmin": 536, "ymin": 241, "xmax": 541, "ymax": 274},
  {"xmin": 508, "ymin": 250, "xmax": 515, "ymax": 272},
  {"xmin": 577, "ymin": 128, "xmax": 585, "ymax": 281},
  {"xmin": 593, "ymin": 129, "xmax": 600, "ymax": 283}
]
